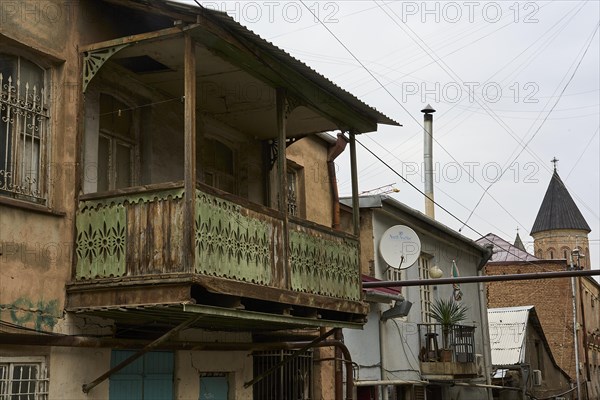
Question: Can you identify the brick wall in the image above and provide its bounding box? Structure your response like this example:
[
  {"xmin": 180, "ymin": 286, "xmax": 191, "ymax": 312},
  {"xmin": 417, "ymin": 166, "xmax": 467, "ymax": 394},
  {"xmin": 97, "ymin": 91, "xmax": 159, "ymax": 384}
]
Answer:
[{"xmin": 485, "ymin": 261, "xmax": 576, "ymax": 379}]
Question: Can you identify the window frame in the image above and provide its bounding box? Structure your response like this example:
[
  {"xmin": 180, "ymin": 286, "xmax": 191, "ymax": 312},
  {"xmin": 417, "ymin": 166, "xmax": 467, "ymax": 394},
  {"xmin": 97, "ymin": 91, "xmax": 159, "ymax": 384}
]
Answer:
[
  {"xmin": 0, "ymin": 356, "xmax": 49, "ymax": 400},
  {"xmin": 0, "ymin": 52, "xmax": 51, "ymax": 205},
  {"xmin": 96, "ymin": 92, "xmax": 139, "ymax": 192},
  {"xmin": 418, "ymin": 254, "xmax": 434, "ymax": 323}
]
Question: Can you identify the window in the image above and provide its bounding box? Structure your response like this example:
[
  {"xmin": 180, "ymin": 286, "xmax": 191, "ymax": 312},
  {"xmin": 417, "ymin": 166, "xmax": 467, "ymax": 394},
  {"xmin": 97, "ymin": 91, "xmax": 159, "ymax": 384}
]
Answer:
[
  {"xmin": 418, "ymin": 254, "xmax": 433, "ymax": 323},
  {"xmin": 252, "ymin": 350, "xmax": 312, "ymax": 400},
  {"xmin": 109, "ymin": 351, "xmax": 173, "ymax": 400},
  {"xmin": 202, "ymin": 138, "xmax": 236, "ymax": 194},
  {"xmin": 0, "ymin": 54, "xmax": 49, "ymax": 204},
  {"xmin": 0, "ymin": 357, "xmax": 48, "ymax": 400},
  {"xmin": 97, "ymin": 94, "xmax": 136, "ymax": 191}
]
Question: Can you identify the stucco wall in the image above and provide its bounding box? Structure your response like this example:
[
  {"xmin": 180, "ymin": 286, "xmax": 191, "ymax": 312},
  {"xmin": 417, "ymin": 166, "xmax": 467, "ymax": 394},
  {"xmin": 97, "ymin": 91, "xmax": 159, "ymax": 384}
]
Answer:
[
  {"xmin": 287, "ymin": 135, "xmax": 333, "ymax": 226},
  {"xmin": 1, "ymin": 0, "xmax": 79, "ymax": 334}
]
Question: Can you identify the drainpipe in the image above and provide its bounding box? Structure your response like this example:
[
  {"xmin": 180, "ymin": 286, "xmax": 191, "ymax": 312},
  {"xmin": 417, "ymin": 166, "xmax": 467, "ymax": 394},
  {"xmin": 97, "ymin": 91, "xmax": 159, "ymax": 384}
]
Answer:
[
  {"xmin": 421, "ymin": 105, "xmax": 436, "ymax": 219},
  {"xmin": 328, "ymin": 132, "xmax": 348, "ymax": 230},
  {"xmin": 379, "ymin": 312, "xmax": 389, "ymax": 400}
]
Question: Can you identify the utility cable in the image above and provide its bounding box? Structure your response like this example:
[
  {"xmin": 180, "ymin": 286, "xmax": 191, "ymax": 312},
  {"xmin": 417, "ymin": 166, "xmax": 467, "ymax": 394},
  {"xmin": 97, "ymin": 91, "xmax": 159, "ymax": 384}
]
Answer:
[{"xmin": 462, "ymin": 21, "xmax": 600, "ymax": 229}]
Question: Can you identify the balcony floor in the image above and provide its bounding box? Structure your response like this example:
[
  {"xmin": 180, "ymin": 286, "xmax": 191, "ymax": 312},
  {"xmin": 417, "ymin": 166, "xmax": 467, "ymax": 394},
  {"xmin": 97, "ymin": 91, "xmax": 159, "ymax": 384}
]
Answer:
[{"xmin": 66, "ymin": 274, "xmax": 368, "ymax": 331}]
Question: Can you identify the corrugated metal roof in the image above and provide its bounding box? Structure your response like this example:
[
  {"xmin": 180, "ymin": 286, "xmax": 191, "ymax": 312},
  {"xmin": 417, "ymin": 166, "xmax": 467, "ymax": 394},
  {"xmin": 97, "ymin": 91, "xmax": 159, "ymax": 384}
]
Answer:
[
  {"xmin": 531, "ymin": 170, "xmax": 591, "ymax": 234},
  {"xmin": 487, "ymin": 306, "xmax": 533, "ymax": 365},
  {"xmin": 476, "ymin": 233, "xmax": 538, "ymax": 263},
  {"xmin": 122, "ymin": 0, "xmax": 400, "ymax": 130}
]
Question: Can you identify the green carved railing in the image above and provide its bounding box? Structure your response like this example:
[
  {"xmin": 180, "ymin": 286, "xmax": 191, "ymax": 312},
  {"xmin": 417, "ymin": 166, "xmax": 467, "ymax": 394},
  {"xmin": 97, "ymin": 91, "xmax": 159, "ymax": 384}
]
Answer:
[
  {"xmin": 194, "ymin": 190, "xmax": 275, "ymax": 285},
  {"xmin": 75, "ymin": 183, "xmax": 361, "ymax": 302},
  {"xmin": 289, "ymin": 222, "xmax": 361, "ymax": 301},
  {"xmin": 75, "ymin": 185, "xmax": 185, "ymax": 279}
]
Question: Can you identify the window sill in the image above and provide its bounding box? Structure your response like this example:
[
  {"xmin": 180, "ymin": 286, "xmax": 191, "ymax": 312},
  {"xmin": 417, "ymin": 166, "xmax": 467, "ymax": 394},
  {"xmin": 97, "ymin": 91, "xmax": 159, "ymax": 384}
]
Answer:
[{"xmin": 0, "ymin": 196, "xmax": 66, "ymax": 217}]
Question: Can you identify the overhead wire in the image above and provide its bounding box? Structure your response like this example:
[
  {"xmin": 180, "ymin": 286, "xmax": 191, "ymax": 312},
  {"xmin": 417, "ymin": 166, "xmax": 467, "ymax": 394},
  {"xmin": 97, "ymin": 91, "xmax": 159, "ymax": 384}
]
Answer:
[
  {"xmin": 461, "ymin": 20, "xmax": 600, "ymax": 229},
  {"xmin": 298, "ymin": 0, "xmax": 597, "ymax": 265},
  {"xmin": 374, "ymin": 0, "xmax": 600, "ymax": 225}
]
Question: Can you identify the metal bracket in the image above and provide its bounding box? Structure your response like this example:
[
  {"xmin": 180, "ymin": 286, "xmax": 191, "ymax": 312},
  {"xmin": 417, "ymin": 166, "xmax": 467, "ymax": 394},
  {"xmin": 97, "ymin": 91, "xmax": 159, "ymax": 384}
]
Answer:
[
  {"xmin": 268, "ymin": 138, "xmax": 299, "ymax": 170},
  {"xmin": 82, "ymin": 44, "xmax": 130, "ymax": 92}
]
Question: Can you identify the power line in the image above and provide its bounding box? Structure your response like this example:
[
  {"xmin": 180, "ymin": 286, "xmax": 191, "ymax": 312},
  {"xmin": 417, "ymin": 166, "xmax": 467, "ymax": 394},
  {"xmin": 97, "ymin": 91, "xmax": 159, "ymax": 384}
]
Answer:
[{"xmin": 461, "ymin": 20, "xmax": 600, "ymax": 229}]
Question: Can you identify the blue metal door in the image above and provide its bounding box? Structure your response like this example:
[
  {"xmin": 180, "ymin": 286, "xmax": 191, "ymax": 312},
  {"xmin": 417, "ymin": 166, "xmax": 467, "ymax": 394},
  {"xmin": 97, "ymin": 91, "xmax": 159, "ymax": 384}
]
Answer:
[
  {"xmin": 109, "ymin": 350, "xmax": 174, "ymax": 400},
  {"xmin": 199, "ymin": 376, "xmax": 228, "ymax": 400}
]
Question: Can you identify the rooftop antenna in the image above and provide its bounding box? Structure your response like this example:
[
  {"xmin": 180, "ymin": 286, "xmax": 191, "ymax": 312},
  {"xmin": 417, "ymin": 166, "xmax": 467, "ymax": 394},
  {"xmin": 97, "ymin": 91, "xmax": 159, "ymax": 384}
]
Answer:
[{"xmin": 360, "ymin": 183, "xmax": 400, "ymax": 196}]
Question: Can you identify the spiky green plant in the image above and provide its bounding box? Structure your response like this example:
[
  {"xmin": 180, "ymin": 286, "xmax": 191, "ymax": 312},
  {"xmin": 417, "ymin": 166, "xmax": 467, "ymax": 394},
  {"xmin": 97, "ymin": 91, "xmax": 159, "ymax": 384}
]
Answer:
[{"xmin": 429, "ymin": 298, "xmax": 469, "ymax": 349}]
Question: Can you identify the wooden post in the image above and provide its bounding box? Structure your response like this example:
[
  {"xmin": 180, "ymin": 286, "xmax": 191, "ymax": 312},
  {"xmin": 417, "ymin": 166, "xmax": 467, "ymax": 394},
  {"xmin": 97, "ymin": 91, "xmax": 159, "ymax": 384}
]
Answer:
[
  {"xmin": 276, "ymin": 88, "xmax": 289, "ymax": 286},
  {"xmin": 183, "ymin": 34, "xmax": 196, "ymax": 273},
  {"xmin": 349, "ymin": 132, "xmax": 360, "ymax": 236}
]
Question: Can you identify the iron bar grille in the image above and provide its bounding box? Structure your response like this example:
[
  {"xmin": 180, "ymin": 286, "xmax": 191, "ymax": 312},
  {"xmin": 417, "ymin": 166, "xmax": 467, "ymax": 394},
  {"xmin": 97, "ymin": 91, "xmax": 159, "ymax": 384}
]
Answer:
[
  {"xmin": 418, "ymin": 323, "xmax": 476, "ymax": 363},
  {"xmin": 252, "ymin": 350, "xmax": 313, "ymax": 400},
  {"xmin": 0, "ymin": 62, "xmax": 49, "ymax": 204},
  {"xmin": 0, "ymin": 360, "xmax": 49, "ymax": 400}
]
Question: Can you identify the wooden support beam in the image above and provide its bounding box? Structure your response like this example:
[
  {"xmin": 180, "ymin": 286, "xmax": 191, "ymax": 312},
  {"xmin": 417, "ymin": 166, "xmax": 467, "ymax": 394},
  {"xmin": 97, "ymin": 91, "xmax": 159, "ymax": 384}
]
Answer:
[
  {"xmin": 183, "ymin": 34, "xmax": 197, "ymax": 273},
  {"xmin": 349, "ymin": 132, "xmax": 360, "ymax": 236},
  {"xmin": 276, "ymin": 88, "xmax": 289, "ymax": 287},
  {"xmin": 81, "ymin": 316, "xmax": 201, "ymax": 394},
  {"xmin": 81, "ymin": 24, "xmax": 199, "ymax": 52}
]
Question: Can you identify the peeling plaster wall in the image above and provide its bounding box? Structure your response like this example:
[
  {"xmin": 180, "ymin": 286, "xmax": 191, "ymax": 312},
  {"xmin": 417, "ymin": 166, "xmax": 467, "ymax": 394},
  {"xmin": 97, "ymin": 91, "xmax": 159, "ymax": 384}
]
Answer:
[{"xmin": 176, "ymin": 350, "xmax": 253, "ymax": 400}]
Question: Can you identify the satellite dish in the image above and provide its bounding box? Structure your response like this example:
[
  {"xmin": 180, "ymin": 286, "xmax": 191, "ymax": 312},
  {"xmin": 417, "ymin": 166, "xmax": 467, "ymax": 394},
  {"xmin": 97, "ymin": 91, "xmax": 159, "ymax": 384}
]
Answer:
[{"xmin": 379, "ymin": 225, "xmax": 421, "ymax": 270}]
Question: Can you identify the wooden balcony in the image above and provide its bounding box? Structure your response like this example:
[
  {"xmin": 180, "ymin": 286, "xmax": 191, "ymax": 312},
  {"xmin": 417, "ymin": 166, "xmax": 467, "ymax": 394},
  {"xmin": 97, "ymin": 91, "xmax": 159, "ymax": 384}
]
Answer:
[
  {"xmin": 67, "ymin": 182, "xmax": 367, "ymax": 328},
  {"xmin": 418, "ymin": 323, "xmax": 480, "ymax": 380}
]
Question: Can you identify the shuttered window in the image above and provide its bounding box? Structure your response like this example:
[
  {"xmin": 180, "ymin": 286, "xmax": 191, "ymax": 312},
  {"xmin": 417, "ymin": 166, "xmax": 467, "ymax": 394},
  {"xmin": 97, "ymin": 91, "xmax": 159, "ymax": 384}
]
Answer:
[{"xmin": 109, "ymin": 351, "xmax": 173, "ymax": 400}]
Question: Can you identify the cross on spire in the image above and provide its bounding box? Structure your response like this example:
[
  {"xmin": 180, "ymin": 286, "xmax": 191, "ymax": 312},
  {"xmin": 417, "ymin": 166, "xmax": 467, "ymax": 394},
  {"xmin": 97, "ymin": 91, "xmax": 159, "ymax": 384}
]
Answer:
[{"xmin": 551, "ymin": 157, "xmax": 559, "ymax": 171}]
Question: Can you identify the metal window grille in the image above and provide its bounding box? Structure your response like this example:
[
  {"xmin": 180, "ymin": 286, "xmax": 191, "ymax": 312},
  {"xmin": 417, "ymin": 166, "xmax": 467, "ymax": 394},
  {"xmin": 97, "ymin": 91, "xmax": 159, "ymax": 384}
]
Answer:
[
  {"xmin": 418, "ymin": 256, "xmax": 432, "ymax": 323},
  {"xmin": 0, "ymin": 56, "xmax": 49, "ymax": 203},
  {"xmin": 0, "ymin": 359, "xmax": 49, "ymax": 400},
  {"xmin": 252, "ymin": 350, "xmax": 313, "ymax": 400}
]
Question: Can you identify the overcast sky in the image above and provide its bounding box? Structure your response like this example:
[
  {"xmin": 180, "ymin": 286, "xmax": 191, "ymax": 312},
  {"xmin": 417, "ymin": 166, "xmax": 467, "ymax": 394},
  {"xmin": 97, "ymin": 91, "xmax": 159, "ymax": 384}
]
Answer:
[{"xmin": 192, "ymin": 1, "xmax": 600, "ymax": 272}]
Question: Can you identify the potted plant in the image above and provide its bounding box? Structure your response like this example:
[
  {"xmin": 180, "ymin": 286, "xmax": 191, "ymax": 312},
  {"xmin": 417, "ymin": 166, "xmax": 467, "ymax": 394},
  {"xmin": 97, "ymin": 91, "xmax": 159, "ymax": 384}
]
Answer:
[{"xmin": 429, "ymin": 298, "xmax": 468, "ymax": 361}]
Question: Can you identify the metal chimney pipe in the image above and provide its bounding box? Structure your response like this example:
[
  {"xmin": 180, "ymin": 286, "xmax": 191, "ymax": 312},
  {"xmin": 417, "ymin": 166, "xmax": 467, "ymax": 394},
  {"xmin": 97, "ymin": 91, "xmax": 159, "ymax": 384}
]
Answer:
[{"xmin": 422, "ymin": 104, "xmax": 436, "ymax": 219}]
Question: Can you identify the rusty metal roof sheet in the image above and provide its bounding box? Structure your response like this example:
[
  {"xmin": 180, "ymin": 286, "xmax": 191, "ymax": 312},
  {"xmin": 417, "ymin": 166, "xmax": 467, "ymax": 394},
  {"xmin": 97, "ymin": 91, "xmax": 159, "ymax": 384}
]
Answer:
[{"xmin": 531, "ymin": 170, "xmax": 591, "ymax": 234}]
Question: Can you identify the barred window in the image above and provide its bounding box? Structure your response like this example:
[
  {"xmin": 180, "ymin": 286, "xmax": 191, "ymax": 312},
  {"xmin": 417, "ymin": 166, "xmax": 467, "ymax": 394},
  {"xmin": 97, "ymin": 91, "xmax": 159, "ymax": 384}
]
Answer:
[
  {"xmin": 0, "ymin": 54, "xmax": 49, "ymax": 204},
  {"xmin": 0, "ymin": 357, "xmax": 48, "ymax": 400},
  {"xmin": 253, "ymin": 350, "xmax": 312, "ymax": 400}
]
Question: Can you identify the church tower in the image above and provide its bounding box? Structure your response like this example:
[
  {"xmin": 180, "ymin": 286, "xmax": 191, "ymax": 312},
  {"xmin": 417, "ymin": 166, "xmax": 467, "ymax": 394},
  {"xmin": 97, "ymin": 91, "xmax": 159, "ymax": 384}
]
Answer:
[{"xmin": 530, "ymin": 159, "xmax": 591, "ymax": 269}]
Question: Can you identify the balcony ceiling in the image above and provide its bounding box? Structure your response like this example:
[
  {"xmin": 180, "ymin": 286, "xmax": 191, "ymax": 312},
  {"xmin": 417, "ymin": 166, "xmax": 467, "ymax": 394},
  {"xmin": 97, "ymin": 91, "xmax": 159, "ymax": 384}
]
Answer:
[{"xmin": 108, "ymin": 36, "xmax": 338, "ymax": 139}]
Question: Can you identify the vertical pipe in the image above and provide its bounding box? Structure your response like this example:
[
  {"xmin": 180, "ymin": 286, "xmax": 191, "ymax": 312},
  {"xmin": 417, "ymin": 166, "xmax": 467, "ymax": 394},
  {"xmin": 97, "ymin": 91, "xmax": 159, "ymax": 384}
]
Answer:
[
  {"xmin": 349, "ymin": 132, "xmax": 359, "ymax": 236},
  {"xmin": 421, "ymin": 105, "xmax": 436, "ymax": 219},
  {"xmin": 379, "ymin": 313, "xmax": 389, "ymax": 400},
  {"xmin": 570, "ymin": 255, "xmax": 581, "ymax": 399},
  {"xmin": 183, "ymin": 34, "xmax": 197, "ymax": 273}
]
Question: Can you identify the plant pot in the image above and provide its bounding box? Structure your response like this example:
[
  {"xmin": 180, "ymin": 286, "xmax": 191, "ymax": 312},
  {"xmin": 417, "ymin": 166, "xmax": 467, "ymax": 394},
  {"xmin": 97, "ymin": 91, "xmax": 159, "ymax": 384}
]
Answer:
[{"xmin": 439, "ymin": 349, "xmax": 453, "ymax": 362}]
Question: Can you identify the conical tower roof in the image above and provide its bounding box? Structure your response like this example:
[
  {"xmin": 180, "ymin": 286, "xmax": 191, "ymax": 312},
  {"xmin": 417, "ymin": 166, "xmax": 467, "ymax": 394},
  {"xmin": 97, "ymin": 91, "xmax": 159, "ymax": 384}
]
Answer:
[
  {"xmin": 530, "ymin": 169, "xmax": 591, "ymax": 235},
  {"xmin": 514, "ymin": 233, "xmax": 526, "ymax": 251}
]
